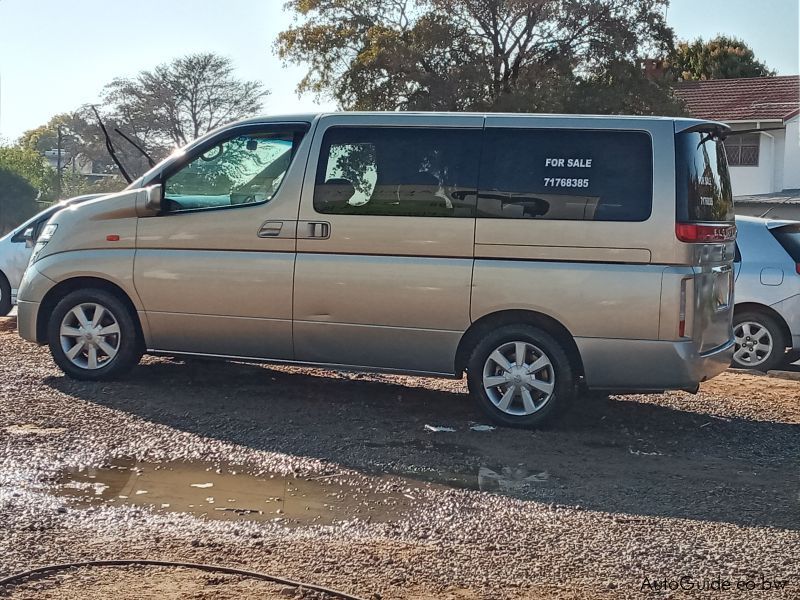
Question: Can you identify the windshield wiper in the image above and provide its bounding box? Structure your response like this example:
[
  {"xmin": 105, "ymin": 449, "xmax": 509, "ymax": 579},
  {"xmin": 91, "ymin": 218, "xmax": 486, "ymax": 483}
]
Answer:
[
  {"xmin": 113, "ymin": 128, "xmax": 155, "ymax": 168},
  {"xmin": 91, "ymin": 105, "xmax": 132, "ymax": 184}
]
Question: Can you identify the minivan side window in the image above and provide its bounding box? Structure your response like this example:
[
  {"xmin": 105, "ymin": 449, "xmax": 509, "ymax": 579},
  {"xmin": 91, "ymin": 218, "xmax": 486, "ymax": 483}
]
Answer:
[
  {"xmin": 314, "ymin": 127, "xmax": 481, "ymax": 217},
  {"xmin": 477, "ymin": 129, "xmax": 653, "ymax": 221},
  {"xmin": 163, "ymin": 131, "xmax": 303, "ymax": 212}
]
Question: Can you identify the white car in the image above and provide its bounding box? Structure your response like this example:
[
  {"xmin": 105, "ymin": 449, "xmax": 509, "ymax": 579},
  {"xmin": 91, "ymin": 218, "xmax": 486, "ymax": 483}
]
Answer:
[{"xmin": 0, "ymin": 194, "xmax": 103, "ymax": 315}]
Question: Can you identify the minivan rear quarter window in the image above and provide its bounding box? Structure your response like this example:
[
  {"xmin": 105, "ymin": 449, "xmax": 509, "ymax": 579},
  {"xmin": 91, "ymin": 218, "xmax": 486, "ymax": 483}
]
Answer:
[
  {"xmin": 675, "ymin": 131, "xmax": 734, "ymax": 223},
  {"xmin": 477, "ymin": 129, "xmax": 653, "ymax": 221}
]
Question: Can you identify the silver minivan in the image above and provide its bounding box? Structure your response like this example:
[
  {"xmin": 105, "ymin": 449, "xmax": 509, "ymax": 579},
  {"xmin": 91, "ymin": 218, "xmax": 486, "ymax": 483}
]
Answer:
[{"xmin": 16, "ymin": 112, "xmax": 736, "ymax": 427}]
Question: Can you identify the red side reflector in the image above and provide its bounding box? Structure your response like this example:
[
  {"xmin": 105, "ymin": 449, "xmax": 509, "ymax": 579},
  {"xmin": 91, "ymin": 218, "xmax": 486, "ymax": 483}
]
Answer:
[
  {"xmin": 679, "ymin": 278, "xmax": 687, "ymax": 337},
  {"xmin": 675, "ymin": 223, "xmax": 736, "ymax": 243},
  {"xmin": 106, "ymin": 235, "xmax": 120, "ymax": 242}
]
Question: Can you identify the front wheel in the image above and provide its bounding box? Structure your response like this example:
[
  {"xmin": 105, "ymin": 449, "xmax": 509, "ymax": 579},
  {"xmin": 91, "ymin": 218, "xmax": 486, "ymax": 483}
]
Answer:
[
  {"xmin": 732, "ymin": 311, "xmax": 786, "ymax": 371},
  {"xmin": 47, "ymin": 289, "xmax": 142, "ymax": 380},
  {"xmin": 466, "ymin": 324, "xmax": 576, "ymax": 428}
]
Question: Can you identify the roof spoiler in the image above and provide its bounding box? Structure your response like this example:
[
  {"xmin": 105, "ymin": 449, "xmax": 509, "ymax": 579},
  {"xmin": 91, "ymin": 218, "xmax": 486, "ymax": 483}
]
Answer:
[{"xmin": 675, "ymin": 120, "xmax": 731, "ymax": 139}]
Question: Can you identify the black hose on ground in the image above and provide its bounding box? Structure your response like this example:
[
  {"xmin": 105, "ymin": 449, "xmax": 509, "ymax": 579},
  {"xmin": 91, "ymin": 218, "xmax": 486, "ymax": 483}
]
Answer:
[{"xmin": 0, "ymin": 559, "xmax": 369, "ymax": 600}]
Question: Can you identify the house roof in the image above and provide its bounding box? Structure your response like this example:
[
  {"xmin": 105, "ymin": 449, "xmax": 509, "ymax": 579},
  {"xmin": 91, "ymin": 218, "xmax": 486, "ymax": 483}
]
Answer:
[{"xmin": 673, "ymin": 75, "xmax": 799, "ymax": 122}]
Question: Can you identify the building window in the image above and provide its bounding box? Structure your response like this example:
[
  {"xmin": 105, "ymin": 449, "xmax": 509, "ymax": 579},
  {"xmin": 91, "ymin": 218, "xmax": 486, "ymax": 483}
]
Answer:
[{"xmin": 724, "ymin": 133, "xmax": 760, "ymax": 167}]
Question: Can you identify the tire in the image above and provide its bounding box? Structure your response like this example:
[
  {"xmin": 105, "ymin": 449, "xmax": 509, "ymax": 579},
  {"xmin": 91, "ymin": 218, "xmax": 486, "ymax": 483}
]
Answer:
[
  {"xmin": 466, "ymin": 324, "xmax": 576, "ymax": 428},
  {"xmin": 47, "ymin": 288, "xmax": 142, "ymax": 380},
  {"xmin": 783, "ymin": 350, "xmax": 800, "ymax": 367},
  {"xmin": 0, "ymin": 274, "xmax": 11, "ymax": 317},
  {"xmin": 732, "ymin": 310, "xmax": 786, "ymax": 372}
]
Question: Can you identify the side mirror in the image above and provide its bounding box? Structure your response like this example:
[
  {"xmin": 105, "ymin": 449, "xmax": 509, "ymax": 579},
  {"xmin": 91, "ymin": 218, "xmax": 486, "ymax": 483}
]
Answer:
[
  {"xmin": 137, "ymin": 184, "xmax": 163, "ymax": 216},
  {"xmin": 145, "ymin": 184, "xmax": 163, "ymax": 212},
  {"xmin": 23, "ymin": 227, "xmax": 35, "ymax": 248}
]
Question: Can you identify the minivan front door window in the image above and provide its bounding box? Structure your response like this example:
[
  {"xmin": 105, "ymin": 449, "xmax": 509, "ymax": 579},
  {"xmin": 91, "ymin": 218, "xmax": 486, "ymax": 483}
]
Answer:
[{"xmin": 163, "ymin": 133, "xmax": 297, "ymax": 212}]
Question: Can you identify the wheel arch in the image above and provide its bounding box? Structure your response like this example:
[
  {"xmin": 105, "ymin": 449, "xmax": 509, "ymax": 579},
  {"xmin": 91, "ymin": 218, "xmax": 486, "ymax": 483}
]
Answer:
[
  {"xmin": 734, "ymin": 302, "xmax": 792, "ymax": 349},
  {"xmin": 455, "ymin": 309, "xmax": 584, "ymax": 379},
  {"xmin": 36, "ymin": 276, "xmax": 145, "ymax": 346}
]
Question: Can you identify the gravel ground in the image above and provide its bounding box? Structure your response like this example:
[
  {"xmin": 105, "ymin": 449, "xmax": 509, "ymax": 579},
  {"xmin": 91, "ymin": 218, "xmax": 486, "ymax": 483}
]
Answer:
[{"xmin": 0, "ymin": 314, "xmax": 798, "ymax": 599}]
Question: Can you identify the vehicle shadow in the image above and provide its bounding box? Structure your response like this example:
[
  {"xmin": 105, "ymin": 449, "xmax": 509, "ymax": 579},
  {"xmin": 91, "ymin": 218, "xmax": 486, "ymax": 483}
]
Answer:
[{"xmin": 44, "ymin": 356, "xmax": 800, "ymax": 530}]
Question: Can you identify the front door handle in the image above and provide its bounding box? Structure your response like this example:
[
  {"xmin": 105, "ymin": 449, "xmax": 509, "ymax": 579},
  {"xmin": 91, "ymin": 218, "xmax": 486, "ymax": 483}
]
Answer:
[
  {"xmin": 257, "ymin": 220, "xmax": 298, "ymax": 239},
  {"xmin": 298, "ymin": 221, "xmax": 331, "ymax": 239}
]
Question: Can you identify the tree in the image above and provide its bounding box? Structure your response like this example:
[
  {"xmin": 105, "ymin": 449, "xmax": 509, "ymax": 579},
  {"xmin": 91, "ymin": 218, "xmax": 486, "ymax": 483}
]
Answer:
[
  {"xmin": 0, "ymin": 145, "xmax": 53, "ymax": 199},
  {"xmin": 19, "ymin": 53, "xmax": 266, "ymax": 185},
  {"xmin": 0, "ymin": 168, "xmax": 39, "ymax": 236},
  {"xmin": 19, "ymin": 109, "xmax": 156, "ymax": 186},
  {"xmin": 670, "ymin": 35, "xmax": 775, "ymax": 81},
  {"xmin": 103, "ymin": 53, "xmax": 270, "ymax": 148},
  {"xmin": 276, "ymin": 0, "xmax": 683, "ymax": 115}
]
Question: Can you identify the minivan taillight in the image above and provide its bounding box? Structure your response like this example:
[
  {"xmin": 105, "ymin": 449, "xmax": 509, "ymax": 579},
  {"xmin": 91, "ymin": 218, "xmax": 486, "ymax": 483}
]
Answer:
[
  {"xmin": 675, "ymin": 223, "xmax": 736, "ymax": 243},
  {"xmin": 796, "ymin": 263, "xmax": 800, "ymax": 275}
]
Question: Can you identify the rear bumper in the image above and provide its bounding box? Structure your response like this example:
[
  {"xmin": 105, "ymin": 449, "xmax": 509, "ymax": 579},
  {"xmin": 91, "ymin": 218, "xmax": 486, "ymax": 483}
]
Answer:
[
  {"xmin": 578, "ymin": 337, "xmax": 734, "ymax": 391},
  {"xmin": 769, "ymin": 294, "xmax": 800, "ymax": 351}
]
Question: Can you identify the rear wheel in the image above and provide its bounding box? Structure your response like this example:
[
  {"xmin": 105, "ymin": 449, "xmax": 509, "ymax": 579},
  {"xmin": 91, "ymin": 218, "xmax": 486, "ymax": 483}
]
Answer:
[
  {"xmin": 47, "ymin": 289, "xmax": 142, "ymax": 380},
  {"xmin": 732, "ymin": 311, "xmax": 786, "ymax": 371},
  {"xmin": 466, "ymin": 324, "xmax": 575, "ymax": 428},
  {"xmin": 0, "ymin": 274, "xmax": 11, "ymax": 317}
]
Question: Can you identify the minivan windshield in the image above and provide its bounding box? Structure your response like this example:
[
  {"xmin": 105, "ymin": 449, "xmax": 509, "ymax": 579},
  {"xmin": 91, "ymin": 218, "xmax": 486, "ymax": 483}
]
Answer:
[{"xmin": 675, "ymin": 131, "xmax": 734, "ymax": 222}]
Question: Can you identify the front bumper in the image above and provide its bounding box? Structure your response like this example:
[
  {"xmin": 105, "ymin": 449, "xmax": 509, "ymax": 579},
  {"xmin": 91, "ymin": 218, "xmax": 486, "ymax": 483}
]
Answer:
[
  {"xmin": 17, "ymin": 300, "xmax": 40, "ymax": 343},
  {"xmin": 577, "ymin": 336, "xmax": 735, "ymax": 391},
  {"xmin": 16, "ymin": 261, "xmax": 56, "ymax": 344}
]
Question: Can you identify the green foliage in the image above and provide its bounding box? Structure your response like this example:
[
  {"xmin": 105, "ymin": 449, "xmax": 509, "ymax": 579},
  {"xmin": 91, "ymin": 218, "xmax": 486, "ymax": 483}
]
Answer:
[
  {"xmin": 0, "ymin": 145, "xmax": 54, "ymax": 199},
  {"xmin": 59, "ymin": 171, "xmax": 126, "ymax": 199},
  {"xmin": 670, "ymin": 35, "xmax": 775, "ymax": 81},
  {"xmin": 0, "ymin": 168, "xmax": 39, "ymax": 236},
  {"xmin": 19, "ymin": 109, "xmax": 162, "ymax": 185},
  {"xmin": 277, "ymin": 0, "xmax": 685, "ymax": 115}
]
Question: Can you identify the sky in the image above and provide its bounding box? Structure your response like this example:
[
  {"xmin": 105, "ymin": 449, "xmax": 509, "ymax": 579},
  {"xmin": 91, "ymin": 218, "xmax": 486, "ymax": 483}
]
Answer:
[{"xmin": 0, "ymin": 0, "xmax": 798, "ymax": 142}]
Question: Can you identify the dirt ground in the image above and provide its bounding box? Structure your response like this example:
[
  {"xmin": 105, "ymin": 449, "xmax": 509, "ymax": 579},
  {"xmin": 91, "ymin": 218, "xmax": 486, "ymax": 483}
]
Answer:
[{"xmin": 0, "ymin": 313, "xmax": 798, "ymax": 599}]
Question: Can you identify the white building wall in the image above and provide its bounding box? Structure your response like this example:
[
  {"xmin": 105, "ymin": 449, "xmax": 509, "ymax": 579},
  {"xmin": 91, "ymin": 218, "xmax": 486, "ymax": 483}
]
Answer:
[
  {"xmin": 784, "ymin": 115, "xmax": 800, "ymax": 190},
  {"xmin": 727, "ymin": 122, "xmax": 785, "ymax": 196}
]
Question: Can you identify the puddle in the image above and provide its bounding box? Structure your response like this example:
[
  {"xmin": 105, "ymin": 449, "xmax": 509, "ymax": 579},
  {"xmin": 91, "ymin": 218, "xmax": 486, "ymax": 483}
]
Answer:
[
  {"xmin": 56, "ymin": 459, "xmax": 434, "ymax": 526},
  {"xmin": 56, "ymin": 458, "xmax": 559, "ymax": 524}
]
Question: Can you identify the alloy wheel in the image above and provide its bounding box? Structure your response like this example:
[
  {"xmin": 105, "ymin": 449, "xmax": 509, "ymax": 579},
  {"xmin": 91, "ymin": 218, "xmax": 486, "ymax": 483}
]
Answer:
[
  {"xmin": 482, "ymin": 341, "xmax": 555, "ymax": 416},
  {"xmin": 733, "ymin": 321, "xmax": 773, "ymax": 368},
  {"xmin": 59, "ymin": 302, "xmax": 121, "ymax": 370}
]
